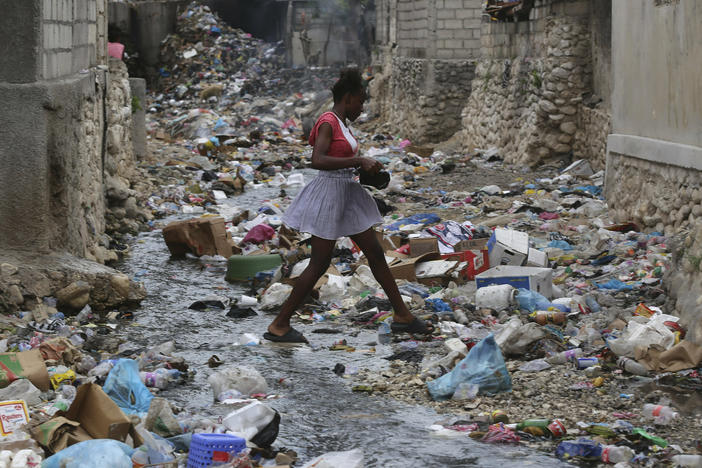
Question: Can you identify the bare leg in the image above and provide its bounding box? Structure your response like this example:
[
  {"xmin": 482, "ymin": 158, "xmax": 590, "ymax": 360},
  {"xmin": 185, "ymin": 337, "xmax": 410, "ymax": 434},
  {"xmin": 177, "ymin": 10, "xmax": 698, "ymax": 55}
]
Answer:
[
  {"xmin": 350, "ymin": 228, "xmax": 415, "ymax": 324},
  {"xmin": 267, "ymin": 236, "xmax": 336, "ymax": 336}
]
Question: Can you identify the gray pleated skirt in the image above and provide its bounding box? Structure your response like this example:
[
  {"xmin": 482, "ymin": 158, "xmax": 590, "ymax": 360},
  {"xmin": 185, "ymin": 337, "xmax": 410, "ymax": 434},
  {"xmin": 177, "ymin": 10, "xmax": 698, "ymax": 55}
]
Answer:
[{"xmin": 282, "ymin": 169, "xmax": 383, "ymax": 240}]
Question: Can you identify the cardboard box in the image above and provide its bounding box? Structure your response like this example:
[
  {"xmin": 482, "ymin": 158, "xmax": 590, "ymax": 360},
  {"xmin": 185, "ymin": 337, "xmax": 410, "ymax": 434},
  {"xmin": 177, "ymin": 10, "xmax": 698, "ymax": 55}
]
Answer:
[
  {"xmin": 487, "ymin": 229, "xmax": 529, "ymax": 267},
  {"xmin": 454, "ymin": 237, "xmax": 489, "ymax": 252},
  {"xmin": 163, "ymin": 217, "xmax": 234, "ymax": 258},
  {"xmin": 475, "ymin": 266, "xmax": 553, "ymax": 298},
  {"xmin": 34, "ymin": 383, "xmax": 134, "ymax": 453},
  {"xmin": 441, "ymin": 248, "xmax": 490, "ymax": 281},
  {"xmin": 409, "ymin": 237, "xmax": 439, "ymax": 257},
  {"xmin": 527, "ymin": 248, "xmax": 549, "ymax": 267},
  {"xmin": 0, "ymin": 400, "xmax": 29, "ymax": 436},
  {"xmin": 389, "ymin": 252, "xmax": 440, "ymax": 282},
  {"xmin": 415, "ymin": 259, "xmax": 459, "ymax": 287}
]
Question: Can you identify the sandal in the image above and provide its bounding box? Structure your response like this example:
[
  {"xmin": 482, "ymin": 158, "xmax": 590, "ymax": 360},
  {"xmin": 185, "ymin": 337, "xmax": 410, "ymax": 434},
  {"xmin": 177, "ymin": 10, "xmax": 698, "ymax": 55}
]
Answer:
[
  {"xmin": 263, "ymin": 327, "xmax": 308, "ymax": 343},
  {"xmin": 390, "ymin": 318, "xmax": 434, "ymax": 335}
]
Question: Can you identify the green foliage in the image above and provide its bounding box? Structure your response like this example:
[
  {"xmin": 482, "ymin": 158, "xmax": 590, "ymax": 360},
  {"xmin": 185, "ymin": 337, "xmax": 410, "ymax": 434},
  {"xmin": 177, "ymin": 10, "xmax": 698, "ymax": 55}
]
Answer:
[
  {"xmin": 687, "ymin": 254, "xmax": 702, "ymax": 271},
  {"xmin": 131, "ymin": 95, "xmax": 142, "ymax": 114},
  {"xmin": 531, "ymin": 69, "xmax": 542, "ymax": 89}
]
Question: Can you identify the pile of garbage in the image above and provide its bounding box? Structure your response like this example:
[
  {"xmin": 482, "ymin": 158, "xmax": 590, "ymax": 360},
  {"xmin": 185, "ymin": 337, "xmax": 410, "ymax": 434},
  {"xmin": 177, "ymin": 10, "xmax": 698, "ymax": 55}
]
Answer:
[
  {"xmin": 0, "ymin": 294, "xmax": 313, "ymax": 466},
  {"xmin": 154, "ymin": 135, "xmax": 702, "ymax": 465}
]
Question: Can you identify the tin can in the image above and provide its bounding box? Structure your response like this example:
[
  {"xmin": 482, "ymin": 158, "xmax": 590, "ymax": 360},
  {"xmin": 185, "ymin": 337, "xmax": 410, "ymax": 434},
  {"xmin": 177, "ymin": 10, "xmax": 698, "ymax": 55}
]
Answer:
[
  {"xmin": 547, "ymin": 419, "xmax": 567, "ymax": 437},
  {"xmin": 575, "ymin": 357, "xmax": 599, "ymax": 369}
]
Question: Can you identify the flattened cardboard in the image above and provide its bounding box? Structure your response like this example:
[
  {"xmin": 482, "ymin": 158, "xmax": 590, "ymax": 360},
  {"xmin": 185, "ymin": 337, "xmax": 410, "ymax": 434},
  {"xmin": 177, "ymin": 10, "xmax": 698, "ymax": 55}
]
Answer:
[
  {"xmin": 162, "ymin": 217, "xmax": 234, "ymax": 258},
  {"xmin": 0, "ymin": 349, "xmax": 50, "ymax": 392},
  {"xmin": 389, "ymin": 252, "xmax": 441, "ymax": 282},
  {"xmin": 64, "ymin": 383, "xmax": 132, "ymax": 442},
  {"xmin": 409, "ymin": 238, "xmax": 439, "ymax": 257}
]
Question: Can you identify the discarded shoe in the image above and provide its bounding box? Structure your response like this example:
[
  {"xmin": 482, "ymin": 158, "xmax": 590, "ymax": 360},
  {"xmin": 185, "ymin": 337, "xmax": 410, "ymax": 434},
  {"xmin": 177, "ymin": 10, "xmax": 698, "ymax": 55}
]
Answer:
[{"xmin": 263, "ymin": 328, "xmax": 308, "ymax": 343}]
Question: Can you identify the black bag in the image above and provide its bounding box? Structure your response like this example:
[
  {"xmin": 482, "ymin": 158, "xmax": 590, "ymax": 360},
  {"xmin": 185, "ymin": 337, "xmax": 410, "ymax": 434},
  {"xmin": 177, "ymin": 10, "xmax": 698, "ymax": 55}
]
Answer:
[
  {"xmin": 359, "ymin": 169, "xmax": 390, "ymax": 190},
  {"xmin": 250, "ymin": 410, "xmax": 281, "ymax": 448}
]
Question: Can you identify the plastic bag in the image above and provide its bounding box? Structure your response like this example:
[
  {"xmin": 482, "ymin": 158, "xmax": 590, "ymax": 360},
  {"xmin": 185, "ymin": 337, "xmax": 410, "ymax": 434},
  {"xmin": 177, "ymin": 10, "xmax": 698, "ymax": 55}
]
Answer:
[
  {"xmin": 260, "ymin": 283, "xmax": 292, "ymax": 310},
  {"xmin": 42, "ymin": 440, "xmax": 134, "ymax": 468},
  {"xmin": 302, "ymin": 448, "xmax": 364, "ymax": 468},
  {"xmin": 426, "ymin": 334, "xmax": 511, "ymax": 400},
  {"xmin": 515, "ymin": 289, "xmax": 551, "ymax": 312},
  {"xmin": 223, "ymin": 401, "xmax": 277, "ymax": 441},
  {"xmin": 208, "ymin": 365, "xmax": 267, "ymax": 400},
  {"xmin": 494, "ymin": 317, "xmax": 546, "ymax": 355},
  {"xmin": 103, "ymin": 359, "xmax": 154, "ymax": 414}
]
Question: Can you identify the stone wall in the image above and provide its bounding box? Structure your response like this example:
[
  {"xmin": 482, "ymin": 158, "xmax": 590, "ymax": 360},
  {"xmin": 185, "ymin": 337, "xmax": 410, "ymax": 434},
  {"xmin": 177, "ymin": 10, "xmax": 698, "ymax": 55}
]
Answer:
[
  {"xmin": 459, "ymin": 0, "xmax": 611, "ymax": 168},
  {"xmin": 384, "ymin": 56, "xmax": 475, "ymax": 143}
]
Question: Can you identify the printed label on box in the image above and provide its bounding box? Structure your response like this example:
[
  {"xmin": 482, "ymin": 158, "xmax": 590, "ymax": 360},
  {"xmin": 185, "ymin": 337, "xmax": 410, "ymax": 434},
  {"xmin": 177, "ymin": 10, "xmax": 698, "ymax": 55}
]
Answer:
[{"xmin": 0, "ymin": 400, "xmax": 29, "ymax": 436}]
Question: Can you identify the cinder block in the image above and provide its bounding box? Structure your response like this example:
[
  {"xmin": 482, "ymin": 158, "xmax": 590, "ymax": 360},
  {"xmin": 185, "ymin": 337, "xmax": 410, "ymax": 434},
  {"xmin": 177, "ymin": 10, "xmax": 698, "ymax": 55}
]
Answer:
[
  {"xmin": 455, "ymin": 9, "xmax": 474, "ymax": 19},
  {"xmin": 445, "ymin": 18, "xmax": 462, "ymax": 29},
  {"xmin": 445, "ymin": 0, "xmax": 462, "ymax": 9},
  {"xmin": 564, "ymin": 1, "xmax": 589, "ymax": 17},
  {"xmin": 437, "ymin": 29, "xmax": 454, "ymax": 39},
  {"xmin": 43, "ymin": 0, "xmax": 52, "ymax": 20},
  {"xmin": 453, "ymin": 28, "xmax": 474, "ymax": 39},
  {"xmin": 464, "ymin": 0, "xmax": 480, "ymax": 7},
  {"xmin": 437, "ymin": 9, "xmax": 455, "ymax": 19},
  {"xmin": 58, "ymin": 50, "xmax": 72, "ymax": 77},
  {"xmin": 88, "ymin": 22, "xmax": 96, "ymax": 43},
  {"xmin": 43, "ymin": 51, "xmax": 57, "ymax": 79},
  {"xmin": 463, "ymin": 38, "xmax": 480, "ymax": 50},
  {"xmin": 437, "ymin": 49, "xmax": 454, "ymax": 59},
  {"xmin": 88, "ymin": 1, "xmax": 96, "ymax": 21},
  {"xmin": 445, "ymin": 39, "xmax": 463, "ymax": 49},
  {"xmin": 463, "ymin": 18, "xmax": 480, "ymax": 28},
  {"xmin": 43, "ymin": 24, "xmax": 54, "ymax": 49}
]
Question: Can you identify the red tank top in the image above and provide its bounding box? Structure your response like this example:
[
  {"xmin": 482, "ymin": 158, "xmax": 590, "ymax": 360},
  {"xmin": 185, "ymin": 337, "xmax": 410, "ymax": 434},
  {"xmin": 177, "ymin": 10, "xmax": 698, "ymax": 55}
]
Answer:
[{"xmin": 308, "ymin": 111, "xmax": 359, "ymax": 158}]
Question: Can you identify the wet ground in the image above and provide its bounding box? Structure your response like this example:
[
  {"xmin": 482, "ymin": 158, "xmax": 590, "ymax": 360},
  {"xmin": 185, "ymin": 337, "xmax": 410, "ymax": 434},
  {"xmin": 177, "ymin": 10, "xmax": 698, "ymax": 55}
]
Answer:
[{"xmin": 116, "ymin": 170, "xmax": 570, "ymax": 467}]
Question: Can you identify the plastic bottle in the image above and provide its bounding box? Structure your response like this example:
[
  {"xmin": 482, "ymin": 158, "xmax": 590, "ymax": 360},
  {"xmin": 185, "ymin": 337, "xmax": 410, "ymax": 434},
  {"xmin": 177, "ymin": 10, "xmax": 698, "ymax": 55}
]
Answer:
[
  {"xmin": 140, "ymin": 368, "xmax": 180, "ymax": 390},
  {"xmin": 533, "ymin": 311, "xmax": 566, "ymax": 325},
  {"xmin": 671, "ymin": 454, "xmax": 702, "ymax": 467},
  {"xmin": 131, "ymin": 448, "xmax": 149, "ymax": 468},
  {"xmin": 377, "ymin": 320, "xmax": 392, "ymax": 345},
  {"xmin": 585, "ymin": 295, "xmax": 601, "ymax": 313},
  {"xmin": 642, "ymin": 404, "xmax": 679, "ymax": 425},
  {"xmin": 601, "ymin": 445, "xmax": 634, "ymax": 463},
  {"xmin": 75, "ymin": 305, "xmax": 92, "ymax": 323},
  {"xmin": 617, "ymin": 357, "xmax": 650, "ymax": 376},
  {"xmin": 546, "ymin": 348, "xmax": 583, "ymax": 364}
]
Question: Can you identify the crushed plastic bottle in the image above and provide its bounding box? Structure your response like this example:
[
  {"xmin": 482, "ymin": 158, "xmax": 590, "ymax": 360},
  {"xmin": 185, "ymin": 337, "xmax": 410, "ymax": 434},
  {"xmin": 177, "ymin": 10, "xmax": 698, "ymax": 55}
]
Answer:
[
  {"xmin": 642, "ymin": 404, "xmax": 678, "ymax": 425},
  {"xmin": 601, "ymin": 445, "xmax": 634, "ymax": 464}
]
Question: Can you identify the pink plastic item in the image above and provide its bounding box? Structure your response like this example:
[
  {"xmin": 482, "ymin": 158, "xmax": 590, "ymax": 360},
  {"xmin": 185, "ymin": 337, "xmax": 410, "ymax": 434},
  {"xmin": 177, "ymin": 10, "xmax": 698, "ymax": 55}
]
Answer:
[{"xmin": 108, "ymin": 42, "xmax": 125, "ymax": 59}]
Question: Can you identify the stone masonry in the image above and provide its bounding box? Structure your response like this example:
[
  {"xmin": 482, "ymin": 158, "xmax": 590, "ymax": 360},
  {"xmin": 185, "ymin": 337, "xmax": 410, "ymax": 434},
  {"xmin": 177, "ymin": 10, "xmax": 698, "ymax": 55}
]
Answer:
[
  {"xmin": 371, "ymin": 0, "xmax": 482, "ymax": 144},
  {"xmin": 460, "ymin": 0, "xmax": 611, "ymax": 167}
]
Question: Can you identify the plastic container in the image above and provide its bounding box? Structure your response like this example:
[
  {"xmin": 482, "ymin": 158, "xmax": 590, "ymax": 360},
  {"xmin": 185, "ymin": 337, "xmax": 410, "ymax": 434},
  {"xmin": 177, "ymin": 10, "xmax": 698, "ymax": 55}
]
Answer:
[
  {"xmin": 546, "ymin": 348, "xmax": 582, "ymax": 364},
  {"xmin": 377, "ymin": 321, "xmax": 391, "ymax": 345},
  {"xmin": 642, "ymin": 404, "xmax": 679, "ymax": 425},
  {"xmin": 601, "ymin": 445, "xmax": 634, "ymax": 463},
  {"xmin": 222, "ymin": 401, "xmax": 276, "ymax": 440},
  {"xmin": 475, "ymin": 285, "xmax": 516, "ymax": 311},
  {"xmin": 187, "ymin": 433, "xmax": 246, "ymax": 468},
  {"xmin": 617, "ymin": 357, "xmax": 649, "ymax": 376},
  {"xmin": 575, "ymin": 357, "xmax": 599, "ymax": 369},
  {"xmin": 226, "ymin": 254, "xmax": 282, "ymax": 282}
]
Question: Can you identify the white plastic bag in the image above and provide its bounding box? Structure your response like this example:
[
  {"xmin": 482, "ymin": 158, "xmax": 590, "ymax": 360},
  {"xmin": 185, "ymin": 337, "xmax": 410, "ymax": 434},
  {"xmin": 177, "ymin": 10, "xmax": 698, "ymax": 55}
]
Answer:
[
  {"xmin": 223, "ymin": 401, "xmax": 276, "ymax": 441},
  {"xmin": 260, "ymin": 283, "xmax": 292, "ymax": 310},
  {"xmin": 302, "ymin": 449, "xmax": 364, "ymax": 468},
  {"xmin": 208, "ymin": 365, "xmax": 268, "ymax": 400}
]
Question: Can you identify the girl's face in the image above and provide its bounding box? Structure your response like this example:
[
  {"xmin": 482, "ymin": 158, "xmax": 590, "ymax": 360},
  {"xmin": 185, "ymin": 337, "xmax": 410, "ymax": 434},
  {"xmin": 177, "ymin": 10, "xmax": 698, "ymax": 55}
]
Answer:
[{"xmin": 345, "ymin": 89, "xmax": 366, "ymax": 122}]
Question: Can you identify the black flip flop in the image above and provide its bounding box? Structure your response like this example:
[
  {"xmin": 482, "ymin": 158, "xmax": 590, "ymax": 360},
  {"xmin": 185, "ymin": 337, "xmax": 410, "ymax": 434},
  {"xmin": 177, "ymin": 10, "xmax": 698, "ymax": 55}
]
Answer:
[
  {"xmin": 390, "ymin": 318, "xmax": 434, "ymax": 335},
  {"xmin": 263, "ymin": 328, "xmax": 308, "ymax": 343}
]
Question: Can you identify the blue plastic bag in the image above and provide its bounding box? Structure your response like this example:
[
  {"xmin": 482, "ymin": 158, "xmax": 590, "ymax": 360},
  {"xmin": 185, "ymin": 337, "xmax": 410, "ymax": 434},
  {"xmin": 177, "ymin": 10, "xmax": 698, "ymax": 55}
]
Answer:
[
  {"xmin": 43, "ymin": 439, "xmax": 134, "ymax": 468},
  {"xmin": 425, "ymin": 298, "xmax": 452, "ymax": 313},
  {"xmin": 103, "ymin": 359, "xmax": 153, "ymax": 415},
  {"xmin": 596, "ymin": 279, "xmax": 633, "ymax": 291},
  {"xmin": 547, "ymin": 240, "xmax": 573, "ymax": 251},
  {"xmin": 515, "ymin": 289, "xmax": 551, "ymax": 312},
  {"xmin": 426, "ymin": 334, "xmax": 511, "ymax": 400}
]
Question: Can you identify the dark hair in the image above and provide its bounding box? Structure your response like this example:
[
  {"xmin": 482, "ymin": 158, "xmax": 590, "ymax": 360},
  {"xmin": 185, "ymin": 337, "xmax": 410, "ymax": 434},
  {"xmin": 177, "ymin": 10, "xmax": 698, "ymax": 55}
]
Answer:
[{"xmin": 331, "ymin": 68, "xmax": 364, "ymax": 103}]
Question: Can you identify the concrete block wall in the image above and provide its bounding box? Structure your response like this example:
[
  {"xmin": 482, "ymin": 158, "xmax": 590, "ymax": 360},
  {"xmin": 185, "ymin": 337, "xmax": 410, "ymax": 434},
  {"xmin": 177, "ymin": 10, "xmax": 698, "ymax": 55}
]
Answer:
[
  {"xmin": 42, "ymin": 0, "xmax": 105, "ymax": 80},
  {"xmin": 435, "ymin": 0, "xmax": 482, "ymax": 59},
  {"xmin": 396, "ymin": 0, "xmax": 430, "ymax": 58}
]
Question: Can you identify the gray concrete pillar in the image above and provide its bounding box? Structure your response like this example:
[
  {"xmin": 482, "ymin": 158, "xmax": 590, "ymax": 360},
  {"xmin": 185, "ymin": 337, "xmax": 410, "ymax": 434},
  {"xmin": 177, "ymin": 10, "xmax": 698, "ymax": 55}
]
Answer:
[{"xmin": 129, "ymin": 77, "xmax": 147, "ymax": 159}]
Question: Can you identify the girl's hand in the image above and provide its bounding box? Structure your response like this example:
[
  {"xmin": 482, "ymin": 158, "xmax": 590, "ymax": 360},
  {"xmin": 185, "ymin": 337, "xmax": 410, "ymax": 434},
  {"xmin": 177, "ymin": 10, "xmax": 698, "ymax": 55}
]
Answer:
[{"xmin": 359, "ymin": 157, "xmax": 382, "ymax": 174}]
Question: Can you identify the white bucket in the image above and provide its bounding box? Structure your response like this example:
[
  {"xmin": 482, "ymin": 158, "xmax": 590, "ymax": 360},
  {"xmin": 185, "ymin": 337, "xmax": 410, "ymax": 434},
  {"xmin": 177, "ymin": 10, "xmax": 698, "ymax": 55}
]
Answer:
[{"xmin": 475, "ymin": 284, "xmax": 516, "ymax": 311}]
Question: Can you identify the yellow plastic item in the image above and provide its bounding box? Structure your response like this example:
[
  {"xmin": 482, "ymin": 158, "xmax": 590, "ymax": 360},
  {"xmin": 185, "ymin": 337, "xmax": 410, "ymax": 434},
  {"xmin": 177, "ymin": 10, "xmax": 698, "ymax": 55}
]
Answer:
[{"xmin": 50, "ymin": 369, "xmax": 76, "ymax": 390}]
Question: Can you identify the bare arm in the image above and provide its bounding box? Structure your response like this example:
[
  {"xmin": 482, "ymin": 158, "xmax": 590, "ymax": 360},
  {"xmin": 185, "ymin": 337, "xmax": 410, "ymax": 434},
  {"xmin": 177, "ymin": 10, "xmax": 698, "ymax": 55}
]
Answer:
[{"xmin": 310, "ymin": 123, "xmax": 381, "ymax": 173}]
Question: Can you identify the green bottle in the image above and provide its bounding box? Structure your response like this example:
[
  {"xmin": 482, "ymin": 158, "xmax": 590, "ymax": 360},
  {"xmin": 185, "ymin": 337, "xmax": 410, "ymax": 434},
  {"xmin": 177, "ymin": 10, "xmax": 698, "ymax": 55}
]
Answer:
[{"xmin": 514, "ymin": 418, "xmax": 550, "ymax": 430}]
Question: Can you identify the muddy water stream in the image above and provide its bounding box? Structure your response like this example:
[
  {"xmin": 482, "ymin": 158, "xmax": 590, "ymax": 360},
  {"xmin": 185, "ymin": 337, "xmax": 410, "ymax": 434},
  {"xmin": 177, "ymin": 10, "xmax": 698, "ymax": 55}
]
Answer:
[{"xmin": 116, "ymin": 171, "xmax": 568, "ymax": 467}]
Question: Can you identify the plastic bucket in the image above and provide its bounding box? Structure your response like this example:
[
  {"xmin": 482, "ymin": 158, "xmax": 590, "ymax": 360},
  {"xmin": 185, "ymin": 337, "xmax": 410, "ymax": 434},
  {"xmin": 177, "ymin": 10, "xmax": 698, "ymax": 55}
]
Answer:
[{"xmin": 226, "ymin": 254, "xmax": 282, "ymax": 282}]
